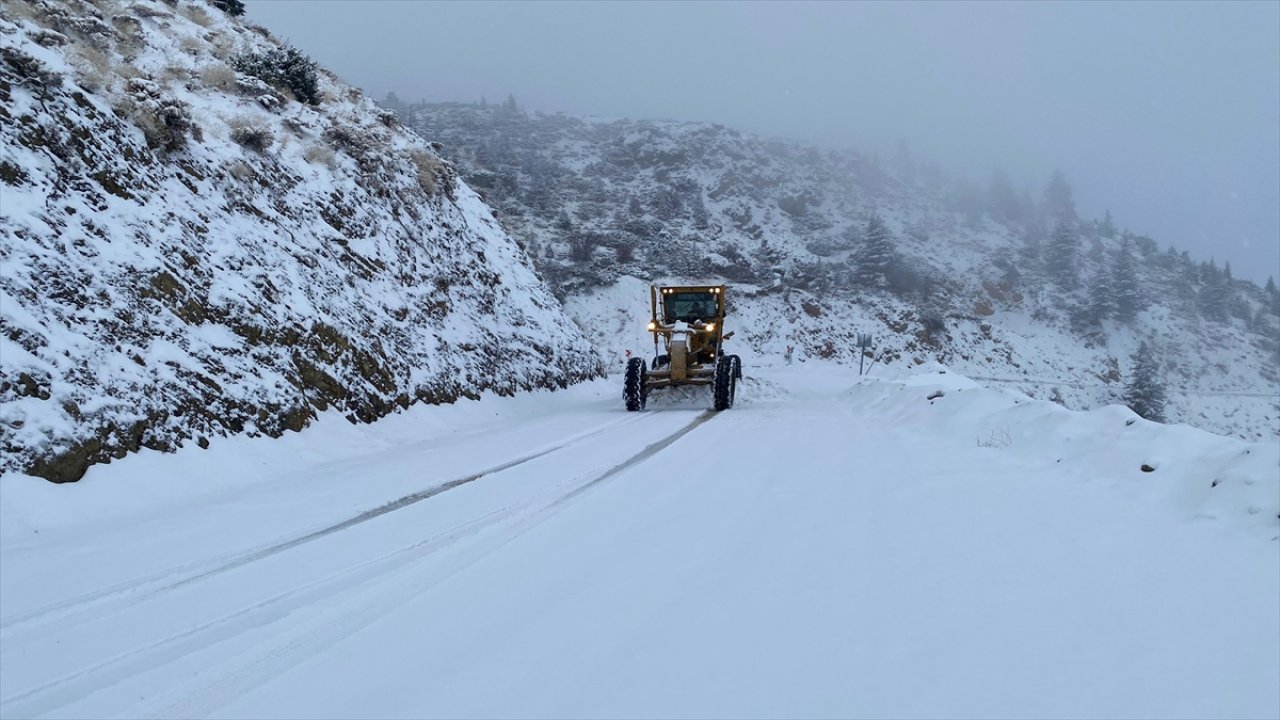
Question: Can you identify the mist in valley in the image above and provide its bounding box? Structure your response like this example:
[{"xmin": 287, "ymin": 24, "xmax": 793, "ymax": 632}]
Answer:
[{"xmin": 246, "ymin": 0, "xmax": 1279, "ymax": 284}]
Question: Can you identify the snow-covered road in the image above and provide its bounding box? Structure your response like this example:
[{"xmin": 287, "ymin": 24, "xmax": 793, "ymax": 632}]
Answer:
[{"xmin": 1, "ymin": 366, "xmax": 1276, "ymax": 719}]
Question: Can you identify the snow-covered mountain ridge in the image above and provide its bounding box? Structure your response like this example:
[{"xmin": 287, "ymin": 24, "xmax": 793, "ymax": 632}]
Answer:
[
  {"xmin": 0, "ymin": 1, "xmax": 602, "ymax": 482},
  {"xmin": 390, "ymin": 100, "xmax": 1280, "ymax": 443}
]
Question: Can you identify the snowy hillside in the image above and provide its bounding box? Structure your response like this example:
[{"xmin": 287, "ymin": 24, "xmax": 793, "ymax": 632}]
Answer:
[
  {"xmin": 1, "ymin": 363, "xmax": 1275, "ymax": 718},
  {"xmin": 392, "ymin": 101, "xmax": 1280, "ymax": 443},
  {"xmin": 0, "ymin": 1, "xmax": 601, "ymax": 482}
]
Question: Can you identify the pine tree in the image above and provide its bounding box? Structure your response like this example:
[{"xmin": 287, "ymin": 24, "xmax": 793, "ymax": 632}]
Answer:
[
  {"xmin": 1198, "ymin": 259, "xmax": 1229, "ymax": 321},
  {"xmin": 1019, "ymin": 218, "xmax": 1045, "ymax": 268},
  {"xmin": 852, "ymin": 214, "xmax": 895, "ymax": 287},
  {"xmin": 987, "ymin": 169, "xmax": 1019, "ymax": 223},
  {"xmin": 1251, "ymin": 305, "xmax": 1271, "ymax": 334},
  {"xmin": 1045, "ymin": 219, "xmax": 1078, "ymax": 289},
  {"xmin": 1111, "ymin": 238, "xmax": 1141, "ymax": 322},
  {"xmin": 689, "ymin": 191, "xmax": 709, "ymax": 230},
  {"xmin": 1100, "ymin": 209, "xmax": 1116, "ymax": 238},
  {"xmin": 1123, "ymin": 342, "xmax": 1167, "ymax": 422},
  {"xmin": 1087, "ymin": 236, "xmax": 1105, "ymax": 266},
  {"xmin": 1175, "ymin": 252, "xmax": 1200, "ymax": 314},
  {"xmin": 1043, "ymin": 170, "xmax": 1076, "ymax": 225},
  {"xmin": 1086, "ymin": 270, "xmax": 1115, "ymax": 325}
]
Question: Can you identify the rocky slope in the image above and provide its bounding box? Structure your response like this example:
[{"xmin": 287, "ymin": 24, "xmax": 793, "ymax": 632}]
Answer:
[
  {"xmin": 392, "ymin": 100, "xmax": 1280, "ymax": 441},
  {"xmin": 0, "ymin": 2, "xmax": 601, "ymax": 482}
]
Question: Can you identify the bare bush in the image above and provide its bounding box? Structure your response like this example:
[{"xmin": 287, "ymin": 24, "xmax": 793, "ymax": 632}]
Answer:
[
  {"xmin": 70, "ymin": 44, "xmax": 113, "ymax": 92},
  {"xmin": 59, "ymin": 13, "xmax": 116, "ymax": 50},
  {"xmin": 303, "ymin": 143, "xmax": 335, "ymax": 168},
  {"xmin": 126, "ymin": 77, "xmax": 202, "ymax": 152},
  {"xmin": 136, "ymin": 99, "xmax": 202, "ymax": 151},
  {"xmin": 130, "ymin": 3, "xmax": 173, "ymax": 19},
  {"xmin": 111, "ymin": 14, "xmax": 144, "ymax": 46},
  {"xmin": 324, "ymin": 124, "xmax": 370, "ymax": 158},
  {"xmin": 179, "ymin": 4, "xmax": 213, "ymax": 27},
  {"xmin": 408, "ymin": 149, "xmax": 441, "ymax": 195},
  {"xmin": 31, "ymin": 28, "xmax": 70, "ymax": 48},
  {"xmin": 977, "ymin": 429, "xmax": 1012, "ymax": 449},
  {"xmin": 116, "ymin": 61, "xmax": 142, "ymax": 81},
  {"xmin": 207, "ymin": 31, "xmax": 233, "ymax": 57},
  {"xmin": 226, "ymin": 159, "xmax": 253, "ymax": 181},
  {"xmin": 5, "ymin": 0, "xmax": 46, "ymax": 23},
  {"xmin": 162, "ymin": 64, "xmax": 191, "ymax": 83},
  {"xmin": 200, "ymin": 62, "xmax": 236, "ymax": 90},
  {"xmin": 228, "ymin": 114, "xmax": 273, "ymax": 153},
  {"xmin": 179, "ymin": 34, "xmax": 204, "ymax": 54}
]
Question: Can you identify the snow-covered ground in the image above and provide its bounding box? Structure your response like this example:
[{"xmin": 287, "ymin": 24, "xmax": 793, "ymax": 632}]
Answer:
[{"xmin": 1, "ymin": 364, "xmax": 1276, "ymax": 719}]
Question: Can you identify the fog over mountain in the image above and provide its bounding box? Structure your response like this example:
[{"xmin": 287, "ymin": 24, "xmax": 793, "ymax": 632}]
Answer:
[{"xmin": 245, "ymin": 0, "xmax": 1279, "ymax": 284}]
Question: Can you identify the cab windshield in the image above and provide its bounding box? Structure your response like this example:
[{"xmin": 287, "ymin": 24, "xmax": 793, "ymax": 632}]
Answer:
[{"xmin": 663, "ymin": 292, "xmax": 718, "ymax": 324}]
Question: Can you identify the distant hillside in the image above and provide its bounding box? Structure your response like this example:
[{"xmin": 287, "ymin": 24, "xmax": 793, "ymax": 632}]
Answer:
[
  {"xmin": 390, "ymin": 99, "xmax": 1280, "ymax": 441},
  {"xmin": 0, "ymin": 2, "xmax": 601, "ymax": 482}
]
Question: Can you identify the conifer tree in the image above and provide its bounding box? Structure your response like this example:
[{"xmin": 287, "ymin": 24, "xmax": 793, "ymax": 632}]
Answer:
[
  {"xmin": 1123, "ymin": 341, "xmax": 1167, "ymax": 422},
  {"xmin": 1087, "ymin": 270, "xmax": 1115, "ymax": 325},
  {"xmin": 1043, "ymin": 170, "xmax": 1076, "ymax": 225},
  {"xmin": 1045, "ymin": 219, "xmax": 1078, "ymax": 289},
  {"xmin": 853, "ymin": 214, "xmax": 895, "ymax": 287},
  {"xmin": 1111, "ymin": 238, "xmax": 1141, "ymax": 322},
  {"xmin": 1198, "ymin": 260, "xmax": 1229, "ymax": 321},
  {"xmin": 1100, "ymin": 209, "xmax": 1116, "ymax": 237},
  {"xmin": 1019, "ymin": 219, "xmax": 1045, "ymax": 268},
  {"xmin": 689, "ymin": 191, "xmax": 709, "ymax": 230}
]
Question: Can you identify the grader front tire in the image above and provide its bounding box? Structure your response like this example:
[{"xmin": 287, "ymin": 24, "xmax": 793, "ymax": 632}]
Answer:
[
  {"xmin": 713, "ymin": 355, "xmax": 737, "ymax": 411},
  {"xmin": 624, "ymin": 357, "xmax": 647, "ymax": 412}
]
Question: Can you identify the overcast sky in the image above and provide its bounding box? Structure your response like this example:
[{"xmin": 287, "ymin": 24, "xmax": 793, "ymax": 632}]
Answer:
[{"xmin": 245, "ymin": 1, "xmax": 1279, "ymax": 284}]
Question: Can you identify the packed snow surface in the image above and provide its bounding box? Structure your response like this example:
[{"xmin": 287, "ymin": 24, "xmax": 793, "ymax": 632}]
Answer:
[{"xmin": 1, "ymin": 364, "xmax": 1276, "ymax": 719}]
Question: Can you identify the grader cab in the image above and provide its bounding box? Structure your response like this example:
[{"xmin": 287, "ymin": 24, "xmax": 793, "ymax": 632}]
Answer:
[{"xmin": 623, "ymin": 284, "xmax": 742, "ymax": 411}]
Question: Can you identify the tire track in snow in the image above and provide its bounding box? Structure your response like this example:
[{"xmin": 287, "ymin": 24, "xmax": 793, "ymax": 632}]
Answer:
[
  {"xmin": 143, "ymin": 408, "xmax": 717, "ymax": 720},
  {"xmin": 0, "ymin": 412, "xmax": 647, "ymax": 642},
  {"xmin": 0, "ymin": 410, "xmax": 716, "ymax": 720}
]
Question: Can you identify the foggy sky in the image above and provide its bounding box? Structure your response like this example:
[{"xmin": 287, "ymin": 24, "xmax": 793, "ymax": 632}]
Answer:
[{"xmin": 245, "ymin": 1, "xmax": 1280, "ymax": 284}]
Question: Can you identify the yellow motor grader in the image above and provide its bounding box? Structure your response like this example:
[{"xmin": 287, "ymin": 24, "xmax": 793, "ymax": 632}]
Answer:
[{"xmin": 624, "ymin": 284, "xmax": 742, "ymax": 411}]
